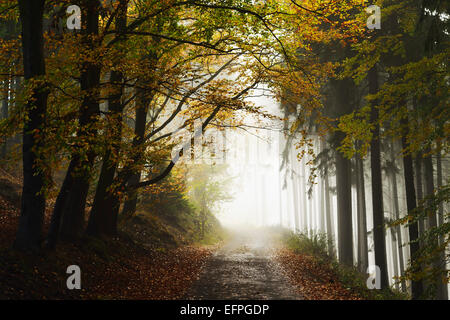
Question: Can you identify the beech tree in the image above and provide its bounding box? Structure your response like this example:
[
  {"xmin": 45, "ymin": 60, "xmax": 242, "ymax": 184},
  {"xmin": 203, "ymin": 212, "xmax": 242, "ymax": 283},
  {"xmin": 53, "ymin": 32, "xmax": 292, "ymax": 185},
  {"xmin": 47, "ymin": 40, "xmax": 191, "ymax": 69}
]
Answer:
[{"xmin": 14, "ymin": 0, "xmax": 48, "ymax": 251}]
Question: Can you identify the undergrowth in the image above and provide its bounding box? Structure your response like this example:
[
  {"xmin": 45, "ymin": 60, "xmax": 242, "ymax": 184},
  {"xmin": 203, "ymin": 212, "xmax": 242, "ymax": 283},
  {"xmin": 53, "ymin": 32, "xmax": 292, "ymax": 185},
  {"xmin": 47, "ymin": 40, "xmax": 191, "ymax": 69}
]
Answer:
[{"xmin": 281, "ymin": 230, "xmax": 408, "ymax": 300}]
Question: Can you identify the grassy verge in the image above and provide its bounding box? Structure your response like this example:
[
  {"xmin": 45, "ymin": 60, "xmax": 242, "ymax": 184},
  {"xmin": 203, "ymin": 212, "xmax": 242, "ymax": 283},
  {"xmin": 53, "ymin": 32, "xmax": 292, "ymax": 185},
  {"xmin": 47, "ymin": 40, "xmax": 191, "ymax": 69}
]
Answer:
[{"xmin": 280, "ymin": 230, "xmax": 408, "ymax": 300}]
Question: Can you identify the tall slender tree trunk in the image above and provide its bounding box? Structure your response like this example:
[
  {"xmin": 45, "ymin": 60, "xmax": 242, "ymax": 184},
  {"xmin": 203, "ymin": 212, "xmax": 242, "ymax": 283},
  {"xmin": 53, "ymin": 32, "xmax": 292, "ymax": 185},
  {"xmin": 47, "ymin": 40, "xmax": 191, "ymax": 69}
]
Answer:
[
  {"xmin": 327, "ymin": 76, "xmax": 355, "ymax": 266},
  {"xmin": 436, "ymin": 144, "xmax": 444, "ymax": 230},
  {"xmin": 423, "ymin": 147, "xmax": 447, "ymax": 299},
  {"xmin": 423, "ymin": 150, "xmax": 437, "ymax": 228},
  {"xmin": 390, "ymin": 228, "xmax": 400, "ymax": 290},
  {"xmin": 12, "ymin": 72, "xmax": 23, "ymax": 147},
  {"xmin": 386, "ymin": 169, "xmax": 399, "ymax": 291},
  {"xmin": 301, "ymin": 158, "xmax": 308, "ymax": 233},
  {"xmin": 355, "ymin": 151, "xmax": 368, "ymax": 273},
  {"xmin": 335, "ymin": 134, "xmax": 353, "ymax": 265},
  {"xmin": 14, "ymin": 0, "xmax": 49, "ymax": 251},
  {"xmin": 292, "ymin": 170, "xmax": 300, "ymax": 231},
  {"xmin": 415, "ymin": 153, "xmax": 426, "ymax": 234},
  {"xmin": 390, "ymin": 140, "xmax": 406, "ymax": 292},
  {"xmin": 324, "ymin": 168, "xmax": 334, "ymax": 257},
  {"xmin": 369, "ymin": 65, "xmax": 389, "ymax": 288},
  {"xmin": 319, "ymin": 139, "xmax": 326, "ymax": 233},
  {"xmin": 1, "ymin": 77, "xmax": 9, "ymax": 158},
  {"xmin": 290, "ymin": 144, "xmax": 300, "ymax": 231},
  {"xmin": 320, "ymin": 177, "xmax": 326, "ymax": 233},
  {"xmin": 278, "ymin": 132, "xmax": 284, "ymax": 227},
  {"xmin": 435, "ymin": 142, "xmax": 448, "ymax": 300},
  {"xmin": 401, "ymin": 115, "xmax": 423, "ymax": 299},
  {"xmin": 1, "ymin": 20, "xmax": 17, "ymax": 157}
]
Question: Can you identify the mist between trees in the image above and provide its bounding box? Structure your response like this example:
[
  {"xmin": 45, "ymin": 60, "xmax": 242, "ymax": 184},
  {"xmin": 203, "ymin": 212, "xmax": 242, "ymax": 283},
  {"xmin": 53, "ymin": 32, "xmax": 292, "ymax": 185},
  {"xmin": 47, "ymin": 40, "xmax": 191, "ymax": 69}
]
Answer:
[{"xmin": 0, "ymin": 0, "xmax": 448, "ymax": 300}]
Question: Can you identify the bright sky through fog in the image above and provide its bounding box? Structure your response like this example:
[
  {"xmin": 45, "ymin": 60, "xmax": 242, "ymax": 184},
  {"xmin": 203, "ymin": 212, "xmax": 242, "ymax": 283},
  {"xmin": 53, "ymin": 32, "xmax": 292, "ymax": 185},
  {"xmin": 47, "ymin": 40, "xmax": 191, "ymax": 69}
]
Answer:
[{"xmin": 216, "ymin": 87, "xmax": 285, "ymax": 227}]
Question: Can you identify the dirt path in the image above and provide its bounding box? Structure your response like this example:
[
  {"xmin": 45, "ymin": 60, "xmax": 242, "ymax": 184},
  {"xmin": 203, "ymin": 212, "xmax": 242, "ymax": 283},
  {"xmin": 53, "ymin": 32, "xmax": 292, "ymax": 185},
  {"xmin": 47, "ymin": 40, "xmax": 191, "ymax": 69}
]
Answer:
[{"xmin": 185, "ymin": 229, "xmax": 303, "ymax": 300}]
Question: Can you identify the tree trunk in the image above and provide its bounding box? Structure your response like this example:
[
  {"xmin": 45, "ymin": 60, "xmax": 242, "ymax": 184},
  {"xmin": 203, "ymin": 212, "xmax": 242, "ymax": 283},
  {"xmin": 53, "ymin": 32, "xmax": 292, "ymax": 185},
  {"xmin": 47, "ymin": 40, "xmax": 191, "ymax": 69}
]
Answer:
[
  {"xmin": 86, "ymin": 148, "xmax": 121, "ymax": 237},
  {"xmin": 12, "ymin": 72, "xmax": 23, "ymax": 147},
  {"xmin": 85, "ymin": 70, "xmax": 124, "ymax": 237},
  {"xmin": 324, "ymin": 168, "xmax": 334, "ymax": 258},
  {"xmin": 291, "ymin": 145, "xmax": 300, "ymax": 231},
  {"xmin": 301, "ymin": 158, "xmax": 308, "ymax": 233},
  {"xmin": 278, "ymin": 132, "xmax": 284, "ymax": 227},
  {"xmin": 1, "ymin": 77, "xmax": 9, "ymax": 158},
  {"xmin": 435, "ymin": 142, "xmax": 448, "ymax": 300},
  {"xmin": 423, "ymin": 151, "xmax": 437, "ymax": 228},
  {"xmin": 415, "ymin": 153, "xmax": 426, "ymax": 234},
  {"xmin": 401, "ymin": 116, "xmax": 423, "ymax": 299},
  {"xmin": 46, "ymin": 160, "xmax": 76, "ymax": 248},
  {"xmin": 423, "ymin": 150, "xmax": 437, "ymax": 228},
  {"xmin": 14, "ymin": 0, "xmax": 48, "ymax": 251},
  {"xmin": 319, "ymin": 138, "xmax": 326, "ymax": 233},
  {"xmin": 436, "ymin": 144, "xmax": 444, "ymax": 230},
  {"xmin": 52, "ymin": 1, "xmax": 101, "ymax": 241},
  {"xmin": 87, "ymin": 1, "xmax": 128, "ymax": 237},
  {"xmin": 390, "ymin": 140, "xmax": 406, "ymax": 292},
  {"xmin": 328, "ymin": 76, "xmax": 354, "ymax": 266},
  {"xmin": 335, "ymin": 133, "xmax": 353, "ymax": 265},
  {"xmin": 355, "ymin": 151, "xmax": 368, "ymax": 273},
  {"xmin": 320, "ymin": 176, "xmax": 326, "ymax": 233},
  {"xmin": 369, "ymin": 65, "xmax": 389, "ymax": 288},
  {"xmin": 423, "ymin": 147, "xmax": 447, "ymax": 299},
  {"xmin": 120, "ymin": 87, "xmax": 152, "ymax": 219}
]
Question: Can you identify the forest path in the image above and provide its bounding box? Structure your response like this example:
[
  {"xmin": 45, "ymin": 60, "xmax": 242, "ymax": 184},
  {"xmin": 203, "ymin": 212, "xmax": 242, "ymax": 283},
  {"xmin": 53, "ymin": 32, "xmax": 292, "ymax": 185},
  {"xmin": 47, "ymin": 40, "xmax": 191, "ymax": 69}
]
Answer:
[{"xmin": 185, "ymin": 228, "xmax": 303, "ymax": 300}]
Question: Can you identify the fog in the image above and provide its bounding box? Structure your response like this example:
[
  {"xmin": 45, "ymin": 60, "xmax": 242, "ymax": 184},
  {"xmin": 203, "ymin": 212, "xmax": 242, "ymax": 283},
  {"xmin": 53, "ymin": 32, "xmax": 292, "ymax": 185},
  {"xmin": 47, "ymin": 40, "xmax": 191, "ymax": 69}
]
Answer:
[
  {"xmin": 212, "ymin": 89, "xmax": 385, "ymax": 286},
  {"xmin": 216, "ymin": 90, "xmax": 285, "ymax": 227}
]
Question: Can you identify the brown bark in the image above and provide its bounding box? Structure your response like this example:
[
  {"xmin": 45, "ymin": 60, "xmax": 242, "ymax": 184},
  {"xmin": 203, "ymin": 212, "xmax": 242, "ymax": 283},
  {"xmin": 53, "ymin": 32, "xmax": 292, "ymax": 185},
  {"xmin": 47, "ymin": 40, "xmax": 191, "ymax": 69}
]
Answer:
[
  {"xmin": 1, "ymin": 77, "xmax": 9, "ymax": 158},
  {"xmin": 369, "ymin": 65, "xmax": 388, "ymax": 288},
  {"xmin": 335, "ymin": 142, "xmax": 353, "ymax": 265},
  {"xmin": 14, "ymin": 0, "xmax": 49, "ymax": 251},
  {"xmin": 86, "ymin": 0, "xmax": 128, "ymax": 237},
  {"xmin": 48, "ymin": 1, "xmax": 101, "ymax": 243},
  {"xmin": 85, "ymin": 70, "xmax": 125, "ymax": 237},
  {"xmin": 415, "ymin": 152, "xmax": 426, "ymax": 234},
  {"xmin": 120, "ymin": 88, "xmax": 152, "ymax": 220}
]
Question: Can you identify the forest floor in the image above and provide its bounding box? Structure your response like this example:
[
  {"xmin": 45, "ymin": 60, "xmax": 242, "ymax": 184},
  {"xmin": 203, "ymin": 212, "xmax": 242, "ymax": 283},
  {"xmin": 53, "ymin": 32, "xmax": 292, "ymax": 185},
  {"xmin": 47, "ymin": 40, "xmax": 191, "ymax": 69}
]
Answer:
[
  {"xmin": 0, "ymin": 200, "xmax": 214, "ymax": 299},
  {"xmin": 0, "ymin": 167, "xmax": 215, "ymax": 299},
  {"xmin": 275, "ymin": 249, "xmax": 363, "ymax": 300}
]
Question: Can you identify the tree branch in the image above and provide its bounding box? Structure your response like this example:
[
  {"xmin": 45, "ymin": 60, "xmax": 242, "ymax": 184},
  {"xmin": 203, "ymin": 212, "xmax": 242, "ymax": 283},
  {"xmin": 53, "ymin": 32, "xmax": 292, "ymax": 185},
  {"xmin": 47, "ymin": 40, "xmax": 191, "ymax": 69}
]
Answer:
[{"xmin": 128, "ymin": 77, "xmax": 259, "ymax": 190}]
